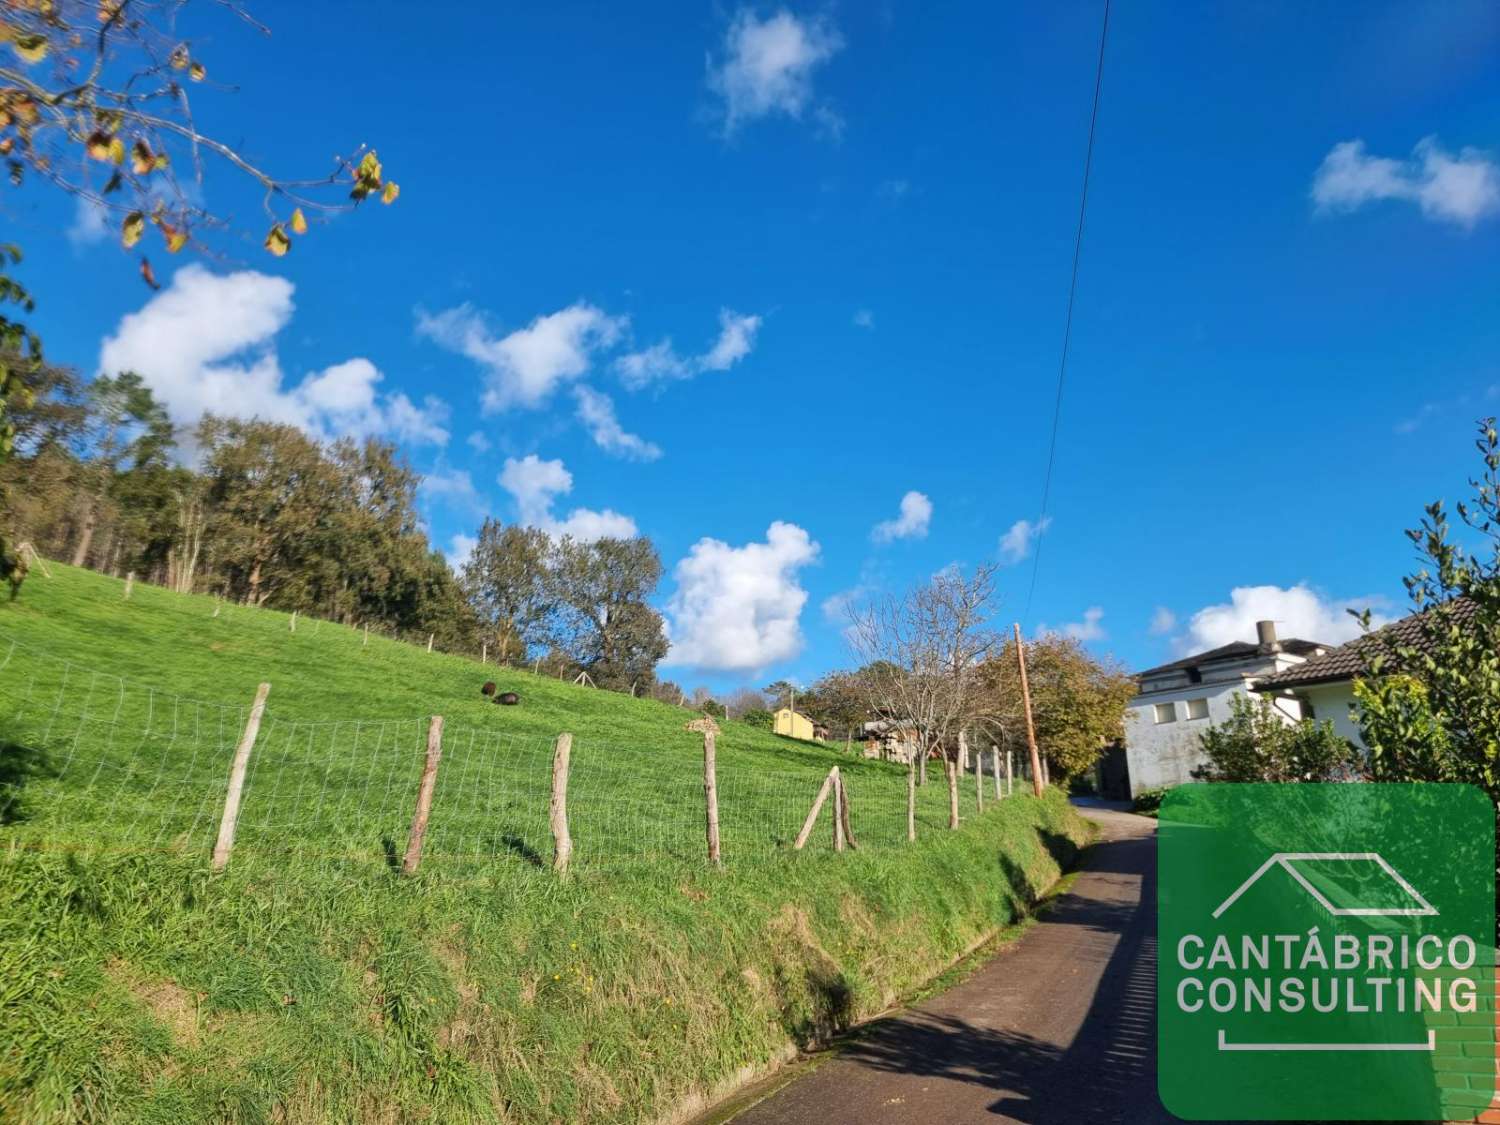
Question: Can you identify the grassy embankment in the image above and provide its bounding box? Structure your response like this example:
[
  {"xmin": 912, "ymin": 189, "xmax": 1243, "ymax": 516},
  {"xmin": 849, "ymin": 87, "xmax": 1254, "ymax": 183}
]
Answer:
[{"xmin": 0, "ymin": 564, "xmax": 1090, "ymax": 1123}]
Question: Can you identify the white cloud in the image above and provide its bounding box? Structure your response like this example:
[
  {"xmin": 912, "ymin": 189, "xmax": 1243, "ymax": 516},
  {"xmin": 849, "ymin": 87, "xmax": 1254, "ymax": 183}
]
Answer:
[
  {"xmin": 416, "ymin": 301, "xmax": 626, "ymax": 411},
  {"xmin": 67, "ymin": 197, "xmax": 110, "ymax": 248},
  {"xmin": 1148, "ymin": 607, "xmax": 1177, "ymax": 636},
  {"xmin": 419, "ymin": 467, "xmax": 484, "ymax": 515},
  {"xmin": 466, "ymin": 431, "xmax": 492, "ymax": 453},
  {"xmin": 572, "ymin": 385, "xmax": 662, "ymax": 461},
  {"xmin": 1040, "ymin": 606, "xmax": 1106, "ymax": 643},
  {"xmin": 871, "ymin": 490, "xmax": 932, "ymax": 543},
  {"xmin": 1311, "ymin": 138, "xmax": 1500, "ymax": 229},
  {"xmin": 852, "ymin": 309, "xmax": 874, "ymax": 329},
  {"xmin": 664, "ymin": 521, "xmax": 820, "ymax": 671},
  {"xmin": 498, "ymin": 454, "xmax": 636, "ymax": 542},
  {"xmin": 445, "ymin": 533, "xmax": 478, "ymax": 572},
  {"xmin": 701, "ymin": 309, "xmax": 762, "ymax": 371},
  {"xmin": 1182, "ymin": 584, "xmax": 1390, "ymax": 651},
  {"xmin": 706, "ymin": 8, "xmax": 844, "ymax": 136},
  {"xmin": 98, "ymin": 265, "xmax": 448, "ymax": 445},
  {"xmin": 999, "ymin": 516, "xmax": 1051, "ymax": 564},
  {"xmin": 615, "ymin": 308, "xmax": 762, "ymax": 389}
]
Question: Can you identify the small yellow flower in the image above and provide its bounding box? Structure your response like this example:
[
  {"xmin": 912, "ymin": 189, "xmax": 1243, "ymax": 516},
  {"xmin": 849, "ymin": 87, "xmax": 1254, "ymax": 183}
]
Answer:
[
  {"xmin": 570, "ymin": 942, "xmax": 578, "ymax": 950},
  {"xmin": 553, "ymin": 973, "xmax": 561, "ymax": 981},
  {"xmin": 664, "ymin": 998, "xmax": 673, "ymax": 1007}
]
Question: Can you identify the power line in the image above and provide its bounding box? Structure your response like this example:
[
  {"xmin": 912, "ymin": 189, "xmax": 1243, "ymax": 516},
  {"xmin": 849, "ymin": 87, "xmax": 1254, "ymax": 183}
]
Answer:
[{"xmin": 1022, "ymin": 0, "xmax": 1111, "ymax": 624}]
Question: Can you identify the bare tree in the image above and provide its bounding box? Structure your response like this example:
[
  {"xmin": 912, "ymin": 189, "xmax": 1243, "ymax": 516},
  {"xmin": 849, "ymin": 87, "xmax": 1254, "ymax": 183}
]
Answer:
[{"xmin": 848, "ymin": 563, "xmax": 1002, "ymax": 829}]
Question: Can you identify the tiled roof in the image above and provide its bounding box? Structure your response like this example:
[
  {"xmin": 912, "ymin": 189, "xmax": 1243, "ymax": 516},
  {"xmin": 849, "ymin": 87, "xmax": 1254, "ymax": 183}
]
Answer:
[
  {"xmin": 1252, "ymin": 598, "xmax": 1479, "ymax": 691},
  {"xmin": 1134, "ymin": 638, "xmax": 1327, "ymax": 682}
]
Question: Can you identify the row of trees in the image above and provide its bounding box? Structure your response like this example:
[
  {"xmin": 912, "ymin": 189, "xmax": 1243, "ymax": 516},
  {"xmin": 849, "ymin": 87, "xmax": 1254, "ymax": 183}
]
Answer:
[{"xmin": 2, "ymin": 366, "xmax": 676, "ymax": 690}]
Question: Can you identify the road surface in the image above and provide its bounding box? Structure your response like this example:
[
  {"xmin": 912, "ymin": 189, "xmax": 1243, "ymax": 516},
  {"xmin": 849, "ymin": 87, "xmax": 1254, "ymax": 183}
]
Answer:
[{"xmin": 729, "ymin": 801, "xmax": 1177, "ymax": 1124}]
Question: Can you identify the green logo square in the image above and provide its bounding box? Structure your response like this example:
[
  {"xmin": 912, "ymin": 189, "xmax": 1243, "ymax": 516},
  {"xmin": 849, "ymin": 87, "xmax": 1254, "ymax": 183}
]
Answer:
[{"xmin": 1159, "ymin": 783, "xmax": 1495, "ymax": 1121}]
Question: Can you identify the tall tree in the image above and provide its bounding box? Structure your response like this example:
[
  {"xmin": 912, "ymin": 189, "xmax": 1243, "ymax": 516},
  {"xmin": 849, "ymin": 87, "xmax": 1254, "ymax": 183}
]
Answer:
[
  {"xmin": 200, "ymin": 418, "xmax": 334, "ymax": 606},
  {"xmin": 461, "ymin": 520, "xmax": 556, "ymax": 663},
  {"xmin": 977, "ymin": 634, "xmax": 1136, "ymax": 780},
  {"xmin": 68, "ymin": 371, "xmax": 169, "ymax": 566},
  {"xmin": 551, "ymin": 536, "xmax": 669, "ymax": 692}
]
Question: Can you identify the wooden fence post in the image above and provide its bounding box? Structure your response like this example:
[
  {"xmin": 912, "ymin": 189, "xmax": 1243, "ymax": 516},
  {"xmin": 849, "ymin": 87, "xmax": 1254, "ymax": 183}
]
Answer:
[
  {"xmin": 550, "ymin": 732, "xmax": 573, "ymax": 873},
  {"xmin": 687, "ymin": 717, "xmax": 722, "ymax": 866},
  {"xmin": 1006, "ymin": 750, "xmax": 1014, "ymax": 797},
  {"xmin": 363, "ymin": 622, "xmax": 369, "ymax": 647},
  {"xmin": 427, "ymin": 632, "xmax": 434, "ymax": 653},
  {"xmin": 211, "ymin": 682, "xmax": 271, "ymax": 871},
  {"xmin": 991, "ymin": 746, "xmax": 1002, "ymax": 799},
  {"xmin": 481, "ymin": 642, "xmax": 488, "ymax": 665},
  {"xmin": 794, "ymin": 768, "xmax": 837, "ymax": 850},
  {"xmin": 906, "ymin": 760, "xmax": 916, "ymax": 842},
  {"xmin": 401, "ymin": 715, "xmax": 445, "ymax": 875},
  {"xmin": 123, "ymin": 571, "xmax": 134, "ymax": 600},
  {"xmin": 975, "ymin": 745, "xmax": 984, "ymax": 812},
  {"xmin": 289, "ymin": 609, "xmax": 297, "ymax": 633},
  {"xmin": 838, "ymin": 770, "xmax": 858, "ymax": 849},
  {"xmin": 832, "ymin": 768, "xmax": 846, "ymax": 852}
]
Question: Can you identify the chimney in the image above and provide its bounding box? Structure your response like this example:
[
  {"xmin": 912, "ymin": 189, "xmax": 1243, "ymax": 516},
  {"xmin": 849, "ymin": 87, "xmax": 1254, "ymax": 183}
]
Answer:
[{"xmin": 1256, "ymin": 620, "xmax": 1280, "ymax": 653}]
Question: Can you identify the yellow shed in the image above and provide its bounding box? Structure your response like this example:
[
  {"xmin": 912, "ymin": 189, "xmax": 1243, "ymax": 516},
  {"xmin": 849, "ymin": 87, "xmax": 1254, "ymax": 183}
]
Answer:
[{"xmin": 773, "ymin": 708, "xmax": 821, "ymax": 741}]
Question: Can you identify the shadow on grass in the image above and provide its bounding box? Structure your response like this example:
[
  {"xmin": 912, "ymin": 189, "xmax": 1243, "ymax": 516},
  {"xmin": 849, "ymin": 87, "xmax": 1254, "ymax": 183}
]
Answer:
[{"xmin": 0, "ymin": 729, "xmax": 53, "ymax": 826}]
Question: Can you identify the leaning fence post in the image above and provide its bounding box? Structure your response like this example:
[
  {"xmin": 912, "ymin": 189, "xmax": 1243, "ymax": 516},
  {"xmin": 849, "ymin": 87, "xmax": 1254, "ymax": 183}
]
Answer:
[
  {"xmin": 794, "ymin": 767, "xmax": 838, "ymax": 850},
  {"xmin": 289, "ymin": 609, "xmax": 297, "ymax": 633},
  {"xmin": 549, "ymin": 732, "xmax": 574, "ymax": 872},
  {"xmin": 687, "ymin": 717, "xmax": 722, "ymax": 866},
  {"xmin": 401, "ymin": 715, "xmax": 445, "ymax": 875},
  {"xmin": 211, "ymin": 682, "xmax": 271, "ymax": 871},
  {"xmin": 838, "ymin": 770, "xmax": 858, "ymax": 849},
  {"xmin": 427, "ymin": 632, "xmax": 434, "ymax": 653},
  {"xmin": 832, "ymin": 768, "xmax": 846, "ymax": 852},
  {"xmin": 906, "ymin": 759, "xmax": 917, "ymax": 842}
]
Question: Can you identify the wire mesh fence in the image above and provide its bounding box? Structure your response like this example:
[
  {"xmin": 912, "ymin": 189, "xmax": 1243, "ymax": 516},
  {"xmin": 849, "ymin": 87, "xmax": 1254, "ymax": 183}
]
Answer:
[{"xmin": 0, "ymin": 634, "xmax": 1040, "ymax": 876}]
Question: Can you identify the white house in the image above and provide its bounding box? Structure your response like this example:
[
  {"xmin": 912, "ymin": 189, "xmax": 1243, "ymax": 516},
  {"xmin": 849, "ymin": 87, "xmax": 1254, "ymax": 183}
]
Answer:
[
  {"xmin": 1123, "ymin": 621, "xmax": 1329, "ymax": 796},
  {"xmin": 1250, "ymin": 598, "xmax": 1476, "ymax": 748}
]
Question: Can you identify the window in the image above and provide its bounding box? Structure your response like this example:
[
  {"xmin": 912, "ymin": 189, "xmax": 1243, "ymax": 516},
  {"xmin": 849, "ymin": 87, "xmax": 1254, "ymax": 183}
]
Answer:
[
  {"xmin": 1154, "ymin": 702, "xmax": 1177, "ymax": 724},
  {"xmin": 1186, "ymin": 698, "xmax": 1210, "ymax": 721}
]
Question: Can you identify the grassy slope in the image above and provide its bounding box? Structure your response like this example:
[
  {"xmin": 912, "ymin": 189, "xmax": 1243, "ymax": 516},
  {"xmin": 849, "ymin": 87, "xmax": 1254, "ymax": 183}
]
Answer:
[{"xmin": 0, "ymin": 565, "xmax": 1090, "ymax": 1123}]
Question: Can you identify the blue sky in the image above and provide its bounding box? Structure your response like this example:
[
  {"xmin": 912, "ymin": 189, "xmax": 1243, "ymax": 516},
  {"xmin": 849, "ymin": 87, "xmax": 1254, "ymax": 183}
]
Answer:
[{"xmin": 9, "ymin": 1, "xmax": 1500, "ymax": 691}]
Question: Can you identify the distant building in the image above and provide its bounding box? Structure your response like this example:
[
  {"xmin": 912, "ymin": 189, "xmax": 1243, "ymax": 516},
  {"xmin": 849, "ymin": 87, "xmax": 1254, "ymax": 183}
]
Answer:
[
  {"xmin": 1250, "ymin": 598, "xmax": 1476, "ymax": 749},
  {"xmin": 1124, "ymin": 621, "xmax": 1328, "ymax": 796},
  {"xmin": 773, "ymin": 708, "xmax": 823, "ymax": 742}
]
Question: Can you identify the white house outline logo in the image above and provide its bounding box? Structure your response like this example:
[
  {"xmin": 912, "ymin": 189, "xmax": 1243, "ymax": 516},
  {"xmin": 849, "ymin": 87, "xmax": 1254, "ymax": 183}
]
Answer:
[
  {"xmin": 1209, "ymin": 851, "xmax": 1439, "ymax": 1053},
  {"xmin": 1212, "ymin": 851, "xmax": 1438, "ymax": 920}
]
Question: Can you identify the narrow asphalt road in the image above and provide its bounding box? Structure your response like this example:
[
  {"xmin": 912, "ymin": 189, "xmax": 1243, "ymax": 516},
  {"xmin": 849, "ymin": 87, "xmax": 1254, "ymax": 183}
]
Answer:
[{"xmin": 730, "ymin": 801, "xmax": 1177, "ymax": 1125}]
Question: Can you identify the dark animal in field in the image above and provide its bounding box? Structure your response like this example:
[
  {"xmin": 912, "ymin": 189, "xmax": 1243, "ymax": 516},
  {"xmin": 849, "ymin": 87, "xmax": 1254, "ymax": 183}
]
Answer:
[
  {"xmin": 480, "ymin": 681, "xmax": 497, "ymax": 697},
  {"xmin": 496, "ymin": 692, "xmax": 520, "ymax": 706},
  {"xmin": 1, "ymin": 547, "xmax": 27, "ymax": 601}
]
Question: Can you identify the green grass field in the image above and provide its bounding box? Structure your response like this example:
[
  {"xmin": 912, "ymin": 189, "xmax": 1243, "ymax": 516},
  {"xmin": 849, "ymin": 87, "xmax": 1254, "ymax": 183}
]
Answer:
[{"xmin": 0, "ymin": 564, "xmax": 1089, "ymax": 1123}]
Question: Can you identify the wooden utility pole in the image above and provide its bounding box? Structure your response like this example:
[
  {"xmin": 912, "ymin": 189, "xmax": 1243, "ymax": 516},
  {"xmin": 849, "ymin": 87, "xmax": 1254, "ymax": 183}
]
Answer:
[
  {"xmin": 549, "ymin": 733, "xmax": 573, "ymax": 873},
  {"xmin": 401, "ymin": 716, "xmax": 445, "ymax": 875},
  {"xmin": 1014, "ymin": 622, "xmax": 1045, "ymax": 797},
  {"xmin": 211, "ymin": 682, "xmax": 271, "ymax": 871}
]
